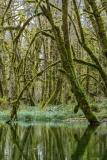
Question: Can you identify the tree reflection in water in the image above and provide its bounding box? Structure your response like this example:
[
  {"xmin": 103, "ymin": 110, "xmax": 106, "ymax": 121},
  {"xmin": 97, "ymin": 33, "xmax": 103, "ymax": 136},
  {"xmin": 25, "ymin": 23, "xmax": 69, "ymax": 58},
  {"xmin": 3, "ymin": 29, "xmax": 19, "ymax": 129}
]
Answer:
[
  {"xmin": 71, "ymin": 125, "xmax": 98, "ymax": 160},
  {"xmin": 0, "ymin": 122, "xmax": 107, "ymax": 160}
]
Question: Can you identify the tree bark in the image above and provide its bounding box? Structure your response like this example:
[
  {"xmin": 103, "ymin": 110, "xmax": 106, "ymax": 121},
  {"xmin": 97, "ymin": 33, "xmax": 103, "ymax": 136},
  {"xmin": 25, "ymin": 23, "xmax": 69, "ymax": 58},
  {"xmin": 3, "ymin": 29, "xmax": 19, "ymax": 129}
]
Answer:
[
  {"xmin": 86, "ymin": 0, "xmax": 107, "ymax": 57},
  {"xmin": 41, "ymin": 0, "xmax": 100, "ymax": 125}
]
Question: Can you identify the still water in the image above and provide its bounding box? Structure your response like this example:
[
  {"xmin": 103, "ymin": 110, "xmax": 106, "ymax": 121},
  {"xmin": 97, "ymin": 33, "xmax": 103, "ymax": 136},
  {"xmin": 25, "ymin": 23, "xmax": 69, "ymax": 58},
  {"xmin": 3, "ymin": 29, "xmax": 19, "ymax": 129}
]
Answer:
[{"xmin": 0, "ymin": 121, "xmax": 107, "ymax": 160}]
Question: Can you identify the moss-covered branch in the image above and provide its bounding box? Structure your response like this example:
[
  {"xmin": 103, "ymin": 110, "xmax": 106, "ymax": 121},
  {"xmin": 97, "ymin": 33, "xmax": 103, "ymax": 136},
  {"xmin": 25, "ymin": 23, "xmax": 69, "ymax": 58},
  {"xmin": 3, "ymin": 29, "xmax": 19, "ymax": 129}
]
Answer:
[
  {"xmin": 7, "ymin": 59, "xmax": 61, "ymax": 122},
  {"xmin": 73, "ymin": 59, "xmax": 99, "ymax": 69},
  {"xmin": 72, "ymin": 0, "xmax": 85, "ymax": 43},
  {"xmin": 41, "ymin": 30, "xmax": 55, "ymax": 40},
  {"xmin": 41, "ymin": 1, "xmax": 100, "ymax": 124},
  {"xmin": 62, "ymin": 0, "xmax": 71, "ymax": 54},
  {"xmin": 37, "ymin": 59, "xmax": 61, "ymax": 76},
  {"xmin": 71, "ymin": 0, "xmax": 107, "ymax": 93},
  {"xmin": 44, "ymin": 78, "xmax": 62, "ymax": 107},
  {"xmin": 1, "ymin": 0, "xmax": 13, "ymax": 25},
  {"xmin": 34, "ymin": 0, "xmax": 43, "ymax": 13},
  {"xmin": 80, "ymin": 74, "xmax": 99, "ymax": 84},
  {"xmin": 11, "ymin": 59, "xmax": 61, "ymax": 104},
  {"xmin": 24, "ymin": 0, "xmax": 35, "ymax": 2},
  {"xmin": 86, "ymin": 0, "xmax": 107, "ymax": 56},
  {"xmin": 13, "ymin": 15, "xmax": 36, "ymax": 44},
  {"xmin": 4, "ymin": 25, "xmax": 21, "ymax": 30}
]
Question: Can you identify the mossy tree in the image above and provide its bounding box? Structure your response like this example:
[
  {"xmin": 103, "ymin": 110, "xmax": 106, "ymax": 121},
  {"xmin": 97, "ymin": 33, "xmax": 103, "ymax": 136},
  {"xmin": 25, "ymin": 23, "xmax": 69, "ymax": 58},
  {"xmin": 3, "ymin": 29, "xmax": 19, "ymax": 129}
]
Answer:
[
  {"xmin": 39, "ymin": 0, "xmax": 100, "ymax": 124},
  {"xmin": 1, "ymin": 0, "xmax": 107, "ymax": 124},
  {"xmin": 72, "ymin": 0, "xmax": 107, "ymax": 96}
]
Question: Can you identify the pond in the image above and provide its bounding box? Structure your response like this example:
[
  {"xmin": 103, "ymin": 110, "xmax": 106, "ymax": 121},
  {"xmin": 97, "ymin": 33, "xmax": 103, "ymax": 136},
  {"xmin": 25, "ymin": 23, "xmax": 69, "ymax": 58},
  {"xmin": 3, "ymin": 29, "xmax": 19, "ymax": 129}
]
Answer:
[{"xmin": 0, "ymin": 121, "xmax": 107, "ymax": 160}]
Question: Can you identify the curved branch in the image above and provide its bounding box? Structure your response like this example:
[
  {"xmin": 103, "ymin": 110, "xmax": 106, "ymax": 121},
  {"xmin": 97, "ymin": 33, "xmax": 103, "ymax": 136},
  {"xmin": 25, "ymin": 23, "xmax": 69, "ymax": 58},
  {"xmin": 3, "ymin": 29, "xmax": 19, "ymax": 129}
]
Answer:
[
  {"xmin": 43, "ymin": 1, "xmax": 82, "ymax": 44},
  {"xmin": 11, "ymin": 59, "xmax": 61, "ymax": 105},
  {"xmin": 1, "ymin": 0, "xmax": 13, "ymax": 25},
  {"xmin": 80, "ymin": 74, "xmax": 99, "ymax": 84},
  {"xmin": 73, "ymin": 58, "xmax": 99, "ymax": 70},
  {"xmin": 13, "ymin": 15, "xmax": 36, "ymax": 44}
]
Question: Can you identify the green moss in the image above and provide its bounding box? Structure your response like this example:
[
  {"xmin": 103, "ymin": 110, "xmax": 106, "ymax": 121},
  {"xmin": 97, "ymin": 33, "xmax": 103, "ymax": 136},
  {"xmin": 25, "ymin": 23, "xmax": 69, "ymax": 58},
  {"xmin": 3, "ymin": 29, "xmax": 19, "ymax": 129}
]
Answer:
[{"xmin": 0, "ymin": 97, "xmax": 7, "ymax": 103}]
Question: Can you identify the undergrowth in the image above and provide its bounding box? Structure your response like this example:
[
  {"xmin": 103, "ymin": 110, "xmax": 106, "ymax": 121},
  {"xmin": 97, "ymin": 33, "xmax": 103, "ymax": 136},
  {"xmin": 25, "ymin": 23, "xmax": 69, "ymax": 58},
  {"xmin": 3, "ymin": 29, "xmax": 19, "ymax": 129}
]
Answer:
[
  {"xmin": 0, "ymin": 101, "xmax": 107, "ymax": 121},
  {"xmin": 0, "ymin": 103, "xmax": 84, "ymax": 121}
]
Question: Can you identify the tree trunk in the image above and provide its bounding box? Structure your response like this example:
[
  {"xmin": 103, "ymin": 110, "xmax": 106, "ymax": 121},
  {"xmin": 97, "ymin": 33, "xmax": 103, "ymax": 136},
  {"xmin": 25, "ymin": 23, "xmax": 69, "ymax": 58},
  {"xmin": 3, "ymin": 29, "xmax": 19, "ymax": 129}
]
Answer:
[
  {"xmin": 73, "ymin": 0, "xmax": 107, "ymax": 96},
  {"xmin": 44, "ymin": 77, "xmax": 62, "ymax": 107},
  {"xmin": 86, "ymin": 0, "xmax": 107, "ymax": 57},
  {"xmin": 41, "ymin": 0, "xmax": 100, "ymax": 125}
]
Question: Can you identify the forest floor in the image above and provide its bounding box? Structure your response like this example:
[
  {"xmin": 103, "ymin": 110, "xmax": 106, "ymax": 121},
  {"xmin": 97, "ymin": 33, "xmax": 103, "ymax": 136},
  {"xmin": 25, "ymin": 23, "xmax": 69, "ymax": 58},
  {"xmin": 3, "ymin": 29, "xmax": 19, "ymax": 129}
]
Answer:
[{"xmin": 0, "ymin": 101, "xmax": 107, "ymax": 123}]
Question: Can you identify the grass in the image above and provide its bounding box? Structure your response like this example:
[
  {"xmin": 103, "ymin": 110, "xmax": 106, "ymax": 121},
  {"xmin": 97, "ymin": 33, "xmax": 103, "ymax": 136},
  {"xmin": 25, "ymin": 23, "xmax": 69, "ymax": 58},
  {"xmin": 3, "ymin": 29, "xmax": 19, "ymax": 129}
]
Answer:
[
  {"xmin": 0, "ymin": 101, "xmax": 107, "ymax": 122},
  {"xmin": 90, "ymin": 100, "xmax": 107, "ymax": 120},
  {"xmin": 17, "ymin": 104, "xmax": 84, "ymax": 121},
  {"xmin": 0, "ymin": 103, "xmax": 85, "ymax": 122},
  {"xmin": 0, "ymin": 111, "xmax": 10, "ymax": 120}
]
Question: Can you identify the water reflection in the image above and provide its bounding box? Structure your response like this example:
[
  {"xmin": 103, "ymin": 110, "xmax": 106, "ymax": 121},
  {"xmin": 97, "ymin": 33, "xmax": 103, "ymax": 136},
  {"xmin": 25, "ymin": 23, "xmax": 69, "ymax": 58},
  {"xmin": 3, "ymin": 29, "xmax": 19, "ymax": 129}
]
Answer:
[
  {"xmin": 0, "ymin": 122, "xmax": 107, "ymax": 160},
  {"xmin": 71, "ymin": 125, "xmax": 98, "ymax": 160}
]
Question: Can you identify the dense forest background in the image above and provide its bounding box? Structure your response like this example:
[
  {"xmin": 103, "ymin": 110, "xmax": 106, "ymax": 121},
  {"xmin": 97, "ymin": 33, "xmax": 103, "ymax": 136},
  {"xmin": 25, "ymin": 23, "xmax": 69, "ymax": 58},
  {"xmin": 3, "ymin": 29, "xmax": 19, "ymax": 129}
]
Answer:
[{"xmin": 0, "ymin": 0, "xmax": 107, "ymax": 123}]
